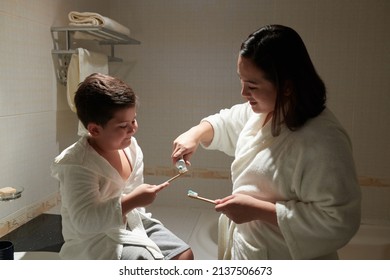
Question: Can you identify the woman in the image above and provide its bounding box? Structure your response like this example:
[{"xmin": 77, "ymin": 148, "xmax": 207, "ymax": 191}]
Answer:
[{"xmin": 172, "ymin": 25, "xmax": 361, "ymax": 259}]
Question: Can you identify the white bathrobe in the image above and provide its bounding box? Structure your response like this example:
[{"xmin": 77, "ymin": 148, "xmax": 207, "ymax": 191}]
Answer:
[
  {"xmin": 203, "ymin": 103, "xmax": 361, "ymax": 260},
  {"xmin": 51, "ymin": 136, "xmax": 163, "ymax": 260}
]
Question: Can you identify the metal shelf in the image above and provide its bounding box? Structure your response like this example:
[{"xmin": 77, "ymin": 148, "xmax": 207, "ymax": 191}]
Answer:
[{"xmin": 51, "ymin": 26, "xmax": 140, "ymax": 85}]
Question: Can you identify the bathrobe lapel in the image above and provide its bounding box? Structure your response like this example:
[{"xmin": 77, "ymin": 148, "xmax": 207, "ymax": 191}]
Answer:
[{"xmin": 231, "ymin": 113, "xmax": 275, "ymax": 186}]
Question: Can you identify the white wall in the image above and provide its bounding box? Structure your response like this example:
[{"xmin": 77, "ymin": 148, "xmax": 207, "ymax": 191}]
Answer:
[
  {"xmin": 0, "ymin": 0, "xmax": 109, "ymax": 235},
  {"xmin": 110, "ymin": 0, "xmax": 390, "ymax": 222},
  {"xmin": 0, "ymin": 0, "xmax": 389, "ymax": 236}
]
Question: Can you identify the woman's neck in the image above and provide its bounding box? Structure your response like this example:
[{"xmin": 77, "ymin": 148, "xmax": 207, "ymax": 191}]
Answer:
[{"xmin": 263, "ymin": 112, "xmax": 273, "ymax": 127}]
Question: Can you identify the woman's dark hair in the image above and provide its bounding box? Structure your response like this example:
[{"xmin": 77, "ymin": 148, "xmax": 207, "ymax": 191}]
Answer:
[
  {"xmin": 74, "ymin": 73, "xmax": 138, "ymax": 128},
  {"xmin": 240, "ymin": 24, "xmax": 326, "ymax": 136}
]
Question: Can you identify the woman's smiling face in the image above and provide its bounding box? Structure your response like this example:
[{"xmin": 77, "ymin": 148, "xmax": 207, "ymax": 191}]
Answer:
[{"xmin": 237, "ymin": 55, "xmax": 277, "ymax": 115}]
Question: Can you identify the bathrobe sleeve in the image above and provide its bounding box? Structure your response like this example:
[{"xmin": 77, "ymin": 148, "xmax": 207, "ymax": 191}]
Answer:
[
  {"xmin": 275, "ymin": 115, "xmax": 361, "ymax": 259},
  {"xmin": 59, "ymin": 165, "xmax": 124, "ymax": 234},
  {"xmin": 202, "ymin": 103, "xmax": 253, "ymax": 156},
  {"xmin": 51, "ymin": 137, "xmax": 125, "ymax": 236}
]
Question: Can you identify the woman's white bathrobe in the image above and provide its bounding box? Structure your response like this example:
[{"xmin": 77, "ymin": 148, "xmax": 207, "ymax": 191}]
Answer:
[
  {"xmin": 51, "ymin": 136, "xmax": 163, "ymax": 260},
  {"xmin": 203, "ymin": 103, "xmax": 361, "ymax": 260}
]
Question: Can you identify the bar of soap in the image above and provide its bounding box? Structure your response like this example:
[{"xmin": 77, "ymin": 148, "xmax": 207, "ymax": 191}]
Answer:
[{"xmin": 0, "ymin": 187, "xmax": 17, "ymax": 195}]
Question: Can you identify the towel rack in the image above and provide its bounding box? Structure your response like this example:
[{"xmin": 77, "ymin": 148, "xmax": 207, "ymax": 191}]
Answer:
[{"xmin": 51, "ymin": 26, "xmax": 141, "ymax": 85}]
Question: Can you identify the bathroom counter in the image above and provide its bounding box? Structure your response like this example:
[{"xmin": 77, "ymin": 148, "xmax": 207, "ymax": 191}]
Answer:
[
  {"xmin": 1, "ymin": 205, "xmax": 220, "ymax": 260},
  {"xmin": 0, "ymin": 214, "xmax": 64, "ymax": 253}
]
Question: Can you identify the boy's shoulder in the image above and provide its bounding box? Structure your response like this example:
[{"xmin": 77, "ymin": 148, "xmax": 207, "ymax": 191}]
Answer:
[{"xmin": 54, "ymin": 137, "xmax": 88, "ymax": 166}]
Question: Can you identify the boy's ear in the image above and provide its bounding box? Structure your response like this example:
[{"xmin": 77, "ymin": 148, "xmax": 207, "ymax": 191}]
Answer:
[{"xmin": 87, "ymin": 123, "xmax": 101, "ymax": 136}]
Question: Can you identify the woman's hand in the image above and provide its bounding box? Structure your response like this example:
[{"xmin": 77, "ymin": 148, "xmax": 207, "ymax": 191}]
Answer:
[
  {"xmin": 171, "ymin": 121, "xmax": 214, "ymax": 166},
  {"xmin": 121, "ymin": 182, "xmax": 169, "ymax": 215},
  {"xmin": 171, "ymin": 130, "xmax": 199, "ymax": 166},
  {"xmin": 215, "ymin": 193, "xmax": 278, "ymax": 226}
]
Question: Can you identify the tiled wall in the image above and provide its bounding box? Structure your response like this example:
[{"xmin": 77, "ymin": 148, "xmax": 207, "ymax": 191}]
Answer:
[
  {"xmin": 0, "ymin": 191, "xmax": 61, "ymax": 237},
  {"xmin": 110, "ymin": 0, "xmax": 390, "ymax": 177},
  {"xmin": 0, "ymin": 0, "xmax": 108, "ymax": 236},
  {"xmin": 111, "ymin": 0, "xmax": 390, "ymax": 221},
  {"xmin": 0, "ymin": 0, "xmax": 389, "ymax": 237}
]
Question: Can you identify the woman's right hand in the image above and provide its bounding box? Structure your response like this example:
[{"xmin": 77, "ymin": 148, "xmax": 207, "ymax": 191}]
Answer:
[
  {"xmin": 171, "ymin": 130, "xmax": 200, "ymax": 166},
  {"xmin": 171, "ymin": 121, "xmax": 214, "ymax": 166}
]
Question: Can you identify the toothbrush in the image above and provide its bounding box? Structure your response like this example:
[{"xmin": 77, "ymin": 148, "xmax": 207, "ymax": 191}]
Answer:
[
  {"xmin": 166, "ymin": 169, "xmax": 188, "ymax": 183},
  {"xmin": 187, "ymin": 190, "xmax": 216, "ymax": 204}
]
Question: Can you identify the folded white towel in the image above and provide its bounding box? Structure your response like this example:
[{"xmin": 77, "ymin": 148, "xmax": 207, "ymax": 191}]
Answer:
[
  {"xmin": 68, "ymin": 11, "xmax": 130, "ymax": 37},
  {"xmin": 67, "ymin": 48, "xmax": 108, "ymax": 113}
]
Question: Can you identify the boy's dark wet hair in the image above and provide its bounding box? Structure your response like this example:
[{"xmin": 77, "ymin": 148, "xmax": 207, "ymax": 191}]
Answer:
[
  {"xmin": 74, "ymin": 73, "xmax": 138, "ymax": 128},
  {"xmin": 240, "ymin": 24, "xmax": 326, "ymax": 136}
]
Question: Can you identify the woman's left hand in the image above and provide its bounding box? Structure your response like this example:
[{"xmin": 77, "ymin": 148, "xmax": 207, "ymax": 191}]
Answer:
[{"xmin": 215, "ymin": 193, "xmax": 278, "ymax": 226}]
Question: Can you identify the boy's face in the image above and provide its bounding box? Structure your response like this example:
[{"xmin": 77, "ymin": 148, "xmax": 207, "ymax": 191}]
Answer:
[{"xmin": 92, "ymin": 106, "xmax": 138, "ymax": 151}]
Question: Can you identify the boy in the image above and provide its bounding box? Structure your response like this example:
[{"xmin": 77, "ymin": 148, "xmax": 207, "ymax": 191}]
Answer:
[{"xmin": 51, "ymin": 73, "xmax": 193, "ymax": 260}]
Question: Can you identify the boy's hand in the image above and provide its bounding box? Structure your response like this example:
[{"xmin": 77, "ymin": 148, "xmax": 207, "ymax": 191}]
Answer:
[{"xmin": 121, "ymin": 182, "xmax": 169, "ymax": 214}]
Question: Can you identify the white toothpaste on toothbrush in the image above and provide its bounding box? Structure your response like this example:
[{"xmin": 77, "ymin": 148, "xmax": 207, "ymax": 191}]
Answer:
[{"xmin": 187, "ymin": 189, "xmax": 216, "ymax": 204}]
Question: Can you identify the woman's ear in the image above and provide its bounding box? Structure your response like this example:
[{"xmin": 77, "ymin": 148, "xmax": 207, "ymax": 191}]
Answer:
[{"xmin": 87, "ymin": 123, "xmax": 101, "ymax": 137}]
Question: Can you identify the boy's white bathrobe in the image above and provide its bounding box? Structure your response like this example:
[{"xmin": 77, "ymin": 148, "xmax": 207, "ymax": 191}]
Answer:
[
  {"xmin": 203, "ymin": 103, "xmax": 361, "ymax": 259},
  {"xmin": 51, "ymin": 136, "xmax": 163, "ymax": 260}
]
